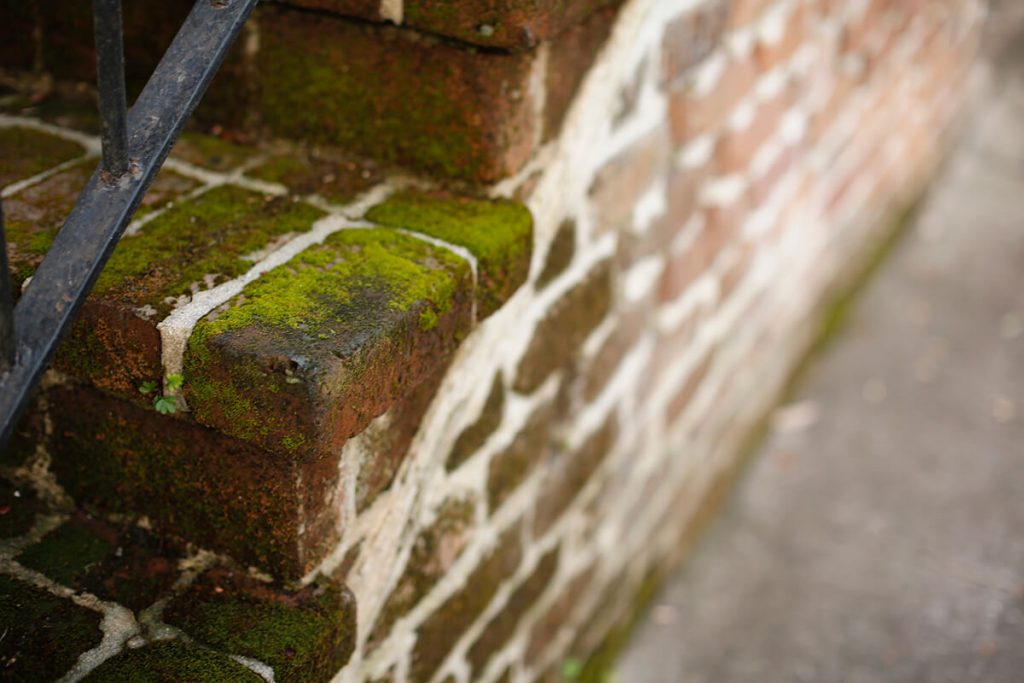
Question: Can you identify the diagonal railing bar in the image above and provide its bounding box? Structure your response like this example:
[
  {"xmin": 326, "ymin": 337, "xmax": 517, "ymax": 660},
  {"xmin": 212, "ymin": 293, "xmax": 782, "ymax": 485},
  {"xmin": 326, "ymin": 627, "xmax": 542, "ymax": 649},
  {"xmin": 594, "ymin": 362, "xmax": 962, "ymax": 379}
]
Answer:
[{"xmin": 0, "ymin": 0, "xmax": 259, "ymax": 448}]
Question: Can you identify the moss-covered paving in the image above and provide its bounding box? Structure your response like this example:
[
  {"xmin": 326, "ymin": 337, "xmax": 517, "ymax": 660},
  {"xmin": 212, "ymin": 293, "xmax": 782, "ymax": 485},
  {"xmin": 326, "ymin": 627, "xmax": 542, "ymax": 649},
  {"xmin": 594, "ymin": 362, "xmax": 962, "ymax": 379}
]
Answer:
[
  {"xmin": 94, "ymin": 184, "xmax": 325, "ymax": 318},
  {"xmin": 184, "ymin": 227, "xmax": 473, "ymax": 457},
  {"xmin": 0, "ymin": 575, "xmax": 104, "ymax": 681},
  {"xmin": 164, "ymin": 567, "xmax": 356, "ymax": 683},
  {"xmin": 367, "ymin": 190, "xmax": 534, "ymax": 316},
  {"xmin": 248, "ymin": 149, "xmax": 384, "ymax": 204},
  {"xmin": 0, "ymin": 126, "xmax": 85, "ymax": 188},
  {"xmin": 83, "ymin": 640, "xmax": 265, "ymax": 683},
  {"xmin": 2, "ymin": 161, "xmax": 199, "ymax": 297}
]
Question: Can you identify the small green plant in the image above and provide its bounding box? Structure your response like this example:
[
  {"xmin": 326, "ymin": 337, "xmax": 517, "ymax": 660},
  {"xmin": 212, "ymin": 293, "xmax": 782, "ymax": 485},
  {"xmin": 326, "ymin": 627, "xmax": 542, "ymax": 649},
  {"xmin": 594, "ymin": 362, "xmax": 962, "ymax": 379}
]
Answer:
[{"xmin": 139, "ymin": 373, "xmax": 184, "ymax": 415}]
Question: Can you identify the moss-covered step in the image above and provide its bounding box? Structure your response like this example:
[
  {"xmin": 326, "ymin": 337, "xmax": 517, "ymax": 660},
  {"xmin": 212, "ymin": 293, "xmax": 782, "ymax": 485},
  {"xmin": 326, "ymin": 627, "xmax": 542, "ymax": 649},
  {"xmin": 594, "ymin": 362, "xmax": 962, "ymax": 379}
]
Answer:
[
  {"xmin": 281, "ymin": 0, "xmax": 618, "ymax": 50},
  {"xmin": 184, "ymin": 226, "xmax": 474, "ymax": 459},
  {"xmin": 254, "ymin": 5, "xmax": 537, "ymax": 184},
  {"xmin": 48, "ymin": 383, "xmax": 340, "ymax": 578},
  {"xmin": 164, "ymin": 567, "xmax": 356, "ymax": 683}
]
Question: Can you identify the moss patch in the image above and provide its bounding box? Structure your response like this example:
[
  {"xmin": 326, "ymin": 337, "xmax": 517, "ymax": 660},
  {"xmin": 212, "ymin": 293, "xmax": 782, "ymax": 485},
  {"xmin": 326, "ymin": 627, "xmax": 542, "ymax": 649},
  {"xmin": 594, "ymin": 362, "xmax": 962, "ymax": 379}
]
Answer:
[
  {"xmin": 193, "ymin": 227, "xmax": 464, "ymax": 338},
  {"xmin": 248, "ymin": 150, "xmax": 383, "ymax": 204},
  {"xmin": 164, "ymin": 568, "xmax": 356, "ymax": 683},
  {"xmin": 256, "ymin": 7, "xmax": 535, "ymax": 183},
  {"xmin": 184, "ymin": 227, "xmax": 469, "ymax": 455},
  {"xmin": 3, "ymin": 161, "xmax": 92, "ymax": 293},
  {"xmin": 0, "ymin": 575, "xmax": 104, "ymax": 681},
  {"xmin": 17, "ymin": 518, "xmax": 115, "ymax": 586},
  {"xmin": 95, "ymin": 185, "xmax": 324, "ymax": 317},
  {"xmin": 170, "ymin": 132, "xmax": 257, "ymax": 173},
  {"xmin": 48, "ymin": 383, "xmax": 308, "ymax": 579},
  {"xmin": 0, "ymin": 126, "xmax": 85, "ymax": 188},
  {"xmin": 367, "ymin": 190, "xmax": 533, "ymax": 315},
  {"xmin": 83, "ymin": 640, "xmax": 264, "ymax": 683}
]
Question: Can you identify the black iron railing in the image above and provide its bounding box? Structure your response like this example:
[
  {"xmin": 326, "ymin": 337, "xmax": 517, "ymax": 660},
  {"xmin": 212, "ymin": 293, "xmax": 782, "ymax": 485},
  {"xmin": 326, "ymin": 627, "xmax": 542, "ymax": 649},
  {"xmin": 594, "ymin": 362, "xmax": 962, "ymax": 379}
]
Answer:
[{"xmin": 0, "ymin": 0, "xmax": 259, "ymax": 449}]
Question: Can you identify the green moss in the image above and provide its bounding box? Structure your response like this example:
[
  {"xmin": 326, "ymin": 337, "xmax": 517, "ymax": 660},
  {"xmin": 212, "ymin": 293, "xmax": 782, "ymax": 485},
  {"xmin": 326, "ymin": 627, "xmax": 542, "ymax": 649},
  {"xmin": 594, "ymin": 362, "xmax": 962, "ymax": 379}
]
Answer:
[
  {"xmin": 0, "ymin": 127, "xmax": 85, "ymax": 187},
  {"xmin": 83, "ymin": 640, "xmax": 264, "ymax": 682},
  {"xmin": 192, "ymin": 227, "xmax": 464, "ymax": 339},
  {"xmin": 368, "ymin": 191, "xmax": 532, "ymax": 263},
  {"xmin": 3, "ymin": 162, "xmax": 92, "ymax": 293},
  {"xmin": 184, "ymin": 227, "xmax": 466, "ymax": 454},
  {"xmin": 256, "ymin": 8, "xmax": 516, "ymax": 182},
  {"xmin": 247, "ymin": 152, "xmax": 382, "ymax": 205},
  {"xmin": 170, "ymin": 132, "xmax": 256, "ymax": 172},
  {"xmin": 165, "ymin": 576, "xmax": 354, "ymax": 683},
  {"xmin": 48, "ymin": 385, "xmax": 303, "ymax": 577},
  {"xmin": 367, "ymin": 191, "xmax": 533, "ymax": 315},
  {"xmin": 94, "ymin": 185, "xmax": 324, "ymax": 316},
  {"xmin": 17, "ymin": 519, "xmax": 115, "ymax": 585},
  {"xmin": 0, "ymin": 575, "xmax": 104, "ymax": 681}
]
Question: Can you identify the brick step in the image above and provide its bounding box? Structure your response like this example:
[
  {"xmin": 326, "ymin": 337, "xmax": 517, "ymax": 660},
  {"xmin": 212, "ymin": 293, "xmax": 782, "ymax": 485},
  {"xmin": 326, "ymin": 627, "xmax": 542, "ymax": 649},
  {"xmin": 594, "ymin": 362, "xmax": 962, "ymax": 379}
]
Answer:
[
  {"xmin": 1, "ymin": 112, "xmax": 533, "ymax": 579},
  {"xmin": 0, "ymin": 477, "xmax": 356, "ymax": 682},
  {"xmin": 2, "ymin": 0, "xmax": 622, "ymax": 184}
]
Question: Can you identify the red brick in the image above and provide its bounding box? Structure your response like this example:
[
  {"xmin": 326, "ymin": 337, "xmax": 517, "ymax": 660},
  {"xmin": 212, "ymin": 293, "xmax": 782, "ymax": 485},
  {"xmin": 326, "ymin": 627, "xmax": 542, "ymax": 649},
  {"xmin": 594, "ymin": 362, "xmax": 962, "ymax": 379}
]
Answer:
[
  {"xmin": 47, "ymin": 384, "xmax": 338, "ymax": 579},
  {"xmin": 410, "ymin": 524, "xmax": 523, "ymax": 682},
  {"xmin": 545, "ymin": 4, "xmax": 621, "ymax": 140},
  {"xmin": 755, "ymin": 4, "xmax": 806, "ymax": 71},
  {"xmin": 714, "ymin": 93, "xmax": 787, "ymax": 174},
  {"xmin": 729, "ymin": 0, "xmax": 775, "ymax": 29},
  {"xmin": 589, "ymin": 128, "xmax": 671, "ymax": 235},
  {"xmin": 514, "ymin": 262, "xmax": 613, "ymax": 393},
  {"xmin": 665, "ymin": 351, "xmax": 715, "ymax": 425},
  {"xmin": 669, "ymin": 57, "xmax": 758, "ymax": 144},
  {"xmin": 661, "ymin": 0, "xmax": 729, "ymax": 85},
  {"xmin": 534, "ymin": 418, "xmax": 618, "ymax": 536},
  {"xmin": 256, "ymin": 6, "xmax": 538, "ymax": 184}
]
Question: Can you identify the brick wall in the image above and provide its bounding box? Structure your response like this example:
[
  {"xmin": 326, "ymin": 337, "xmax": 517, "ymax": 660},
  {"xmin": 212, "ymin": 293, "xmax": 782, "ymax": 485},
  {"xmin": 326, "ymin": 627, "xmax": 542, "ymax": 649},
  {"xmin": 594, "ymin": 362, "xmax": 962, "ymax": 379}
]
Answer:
[
  {"xmin": 0, "ymin": 0, "xmax": 983, "ymax": 680},
  {"xmin": 322, "ymin": 0, "xmax": 982, "ymax": 680}
]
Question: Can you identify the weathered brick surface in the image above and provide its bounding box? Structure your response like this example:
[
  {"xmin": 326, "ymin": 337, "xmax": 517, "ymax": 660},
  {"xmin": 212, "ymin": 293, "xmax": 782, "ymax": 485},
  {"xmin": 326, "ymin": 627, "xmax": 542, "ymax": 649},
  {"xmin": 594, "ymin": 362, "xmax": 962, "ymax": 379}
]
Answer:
[
  {"xmin": 534, "ymin": 418, "xmax": 618, "ymax": 536},
  {"xmin": 536, "ymin": 219, "xmax": 577, "ymax": 288},
  {"xmin": 448, "ymin": 374, "xmax": 506, "ymax": 470},
  {"xmin": 257, "ymin": 7, "xmax": 536, "ymax": 184},
  {"xmin": 184, "ymin": 228, "xmax": 473, "ymax": 459},
  {"xmin": 410, "ymin": 523, "xmax": 523, "ymax": 682},
  {"xmin": 589, "ymin": 129, "xmax": 671, "ymax": 236},
  {"xmin": 514, "ymin": 262, "xmax": 613, "ymax": 393},
  {"xmin": 544, "ymin": 4, "xmax": 621, "ymax": 140},
  {"xmin": 467, "ymin": 546, "xmax": 560, "ymax": 673},
  {"xmin": 357, "ymin": 367, "xmax": 449, "ymax": 511},
  {"xmin": 48, "ymin": 383, "xmax": 332, "ymax": 578},
  {"xmin": 669, "ymin": 57, "xmax": 758, "ymax": 144},
  {"xmin": 661, "ymin": 0, "xmax": 729, "ymax": 85},
  {"xmin": 367, "ymin": 191, "xmax": 534, "ymax": 317},
  {"xmin": 368, "ymin": 496, "xmax": 477, "ymax": 649},
  {"xmin": 488, "ymin": 399, "xmax": 556, "ymax": 510}
]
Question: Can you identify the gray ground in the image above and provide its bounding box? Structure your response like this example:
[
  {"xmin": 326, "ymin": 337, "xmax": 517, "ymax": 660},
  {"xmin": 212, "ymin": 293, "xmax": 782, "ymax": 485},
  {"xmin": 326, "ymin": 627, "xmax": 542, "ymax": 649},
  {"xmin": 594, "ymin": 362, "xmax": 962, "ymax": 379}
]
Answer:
[{"xmin": 615, "ymin": 5, "xmax": 1024, "ymax": 683}]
